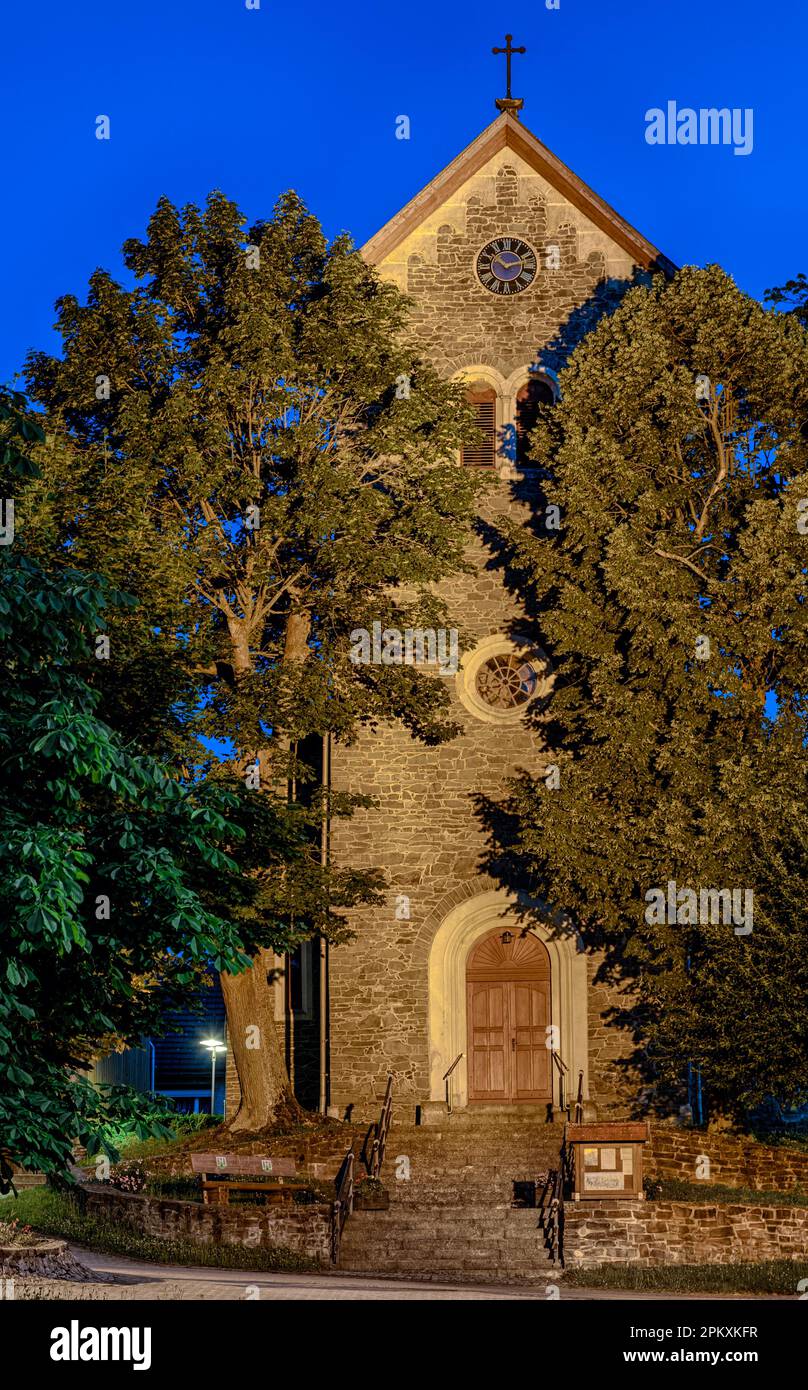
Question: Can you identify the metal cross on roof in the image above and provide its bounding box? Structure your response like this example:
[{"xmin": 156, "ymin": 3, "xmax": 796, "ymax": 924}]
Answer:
[{"xmin": 492, "ymin": 34, "xmax": 526, "ymax": 116}]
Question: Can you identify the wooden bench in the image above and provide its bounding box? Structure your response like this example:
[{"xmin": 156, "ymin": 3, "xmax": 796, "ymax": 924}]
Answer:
[{"xmin": 190, "ymin": 1153, "xmax": 298, "ymax": 1206}]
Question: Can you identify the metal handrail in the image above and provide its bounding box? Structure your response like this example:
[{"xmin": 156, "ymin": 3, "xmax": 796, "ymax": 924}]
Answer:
[
  {"xmin": 551, "ymin": 1049, "xmax": 568, "ymax": 1112},
  {"xmin": 369, "ymin": 1074, "xmax": 393, "ymax": 1179},
  {"xmin": 442, "ymin": 1053, "xmax": 463, "ymax": 1113},
  {"xmin": 574, "ymin": 1069, "xmax": 584, "ymax": 1124},
  {"xmin": 536, "ymin": 1166, "xmax": 564, "ymax": 1265},
  {"xmin": 548, "ymin": 1166, "xmax": 564, "ymax": 1264},
  {"xmin": 331, "ymin": 1148, "xmax": 354, "ymax": 1263}
]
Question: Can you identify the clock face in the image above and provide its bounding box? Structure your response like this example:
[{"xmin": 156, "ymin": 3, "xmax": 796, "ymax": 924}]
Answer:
[{"xmin": 476, "ymin": 237, "xmax": 537, "ymax": 295}]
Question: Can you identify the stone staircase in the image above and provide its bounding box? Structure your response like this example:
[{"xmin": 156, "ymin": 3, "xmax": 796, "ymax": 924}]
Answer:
[{"xmin": 338, "ymin": 1108, "xmax": 564, "ymax": 1284}]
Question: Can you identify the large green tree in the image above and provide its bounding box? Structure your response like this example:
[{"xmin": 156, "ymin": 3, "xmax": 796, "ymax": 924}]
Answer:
[
  {"xmin": 1, "ymin": 386, "xmax": 382, "ymax": 1169},
  {"xmin": 496, "ymin": 264, "xmax": 808, "ymax": 1122},
  {"xmin": 0, "ymin": 535, "xmax": 264, "ymax": 1177},
  {"xmin": 23, "ymin": 191, "xmax": 481, "ymax": 1128}
]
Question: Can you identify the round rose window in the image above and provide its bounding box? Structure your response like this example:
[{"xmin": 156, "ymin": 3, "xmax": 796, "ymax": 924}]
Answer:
[
  {"xmin": 474, "ymin": 654, "xmax": 539, "ymax": 710},
  {"xmin": 456, "ymin": 635, "xmax": 552, "ymax": 725}
]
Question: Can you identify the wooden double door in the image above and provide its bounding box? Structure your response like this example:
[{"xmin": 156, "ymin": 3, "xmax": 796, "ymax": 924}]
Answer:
[{"xmin": 466, "ymin": 928, "xmax": 552, "ymax": 1104}]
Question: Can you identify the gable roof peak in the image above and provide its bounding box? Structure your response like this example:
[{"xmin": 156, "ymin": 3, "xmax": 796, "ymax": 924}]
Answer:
[{"xmin": 362, "ymin": 111, "xmax": 675, "ymax": 276}]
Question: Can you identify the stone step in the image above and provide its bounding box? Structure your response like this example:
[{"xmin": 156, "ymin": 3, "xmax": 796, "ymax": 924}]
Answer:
[
  {"xmin": 338, "ymin": 1264, "xmax": 556, "ymax": 1285},
  {"xmin": 385, "ymin": 1152, "xmax": 557, "ymax": 1163},
  {"xmin": 339, "ymin": 1235, "xmax": 554, "ymax": 1256},
  {"xmin": 340, "ymin": 1246, "xmax": 554, "ymax": 1266},
  {"xmin": 401, "ymin": 1108, "xmax": 563, "ymax": 1126},
  {"xmin": 342, "ymin": 1210, "xmax": 548, "ymax": 1233},
  {"xmin": 380, "ymin": 1172, "xmax": 556, "ymax": 1189},
  {"xmin": 335, "ymin": 1115, "xmax": 564, "ymax": 1280},
  {"xmin": 338, "ymin": 1246, "xmax": 556, "ymax": 1276},
  {"xmin": 379, "ymin": 1140, "xmax": 562, "ymax": 1159},
  {"xmin": 391, "ymin": 1122, "xmax": 564, "ymax": 1138},
  {"xmin": 336, "ymin": 1259, "xmax": 558, "ymax": 1284},
  {"xmin": 382, "ymin": 1134, "xmax": 562, "ymax": 1150},
  {"xmin": 341, "ymin": 1237, "xmax": 555, "ymax": 1259},
  {"xmin": 379, "ymin": 1160, "xmax": 560, "ymax": 1180},
  {"xmin": 384, "ymin": 1189, "xmax": 549, "ymax": 1206}
]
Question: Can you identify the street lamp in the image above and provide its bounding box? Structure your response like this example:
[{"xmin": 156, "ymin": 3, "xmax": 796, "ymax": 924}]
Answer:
[{"xmin": 200, "ymin": 1038, "xmax": 226, "ymax": 1116}]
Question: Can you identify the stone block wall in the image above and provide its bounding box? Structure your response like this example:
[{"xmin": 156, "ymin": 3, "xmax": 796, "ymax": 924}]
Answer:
[
  {"xmin": 586, "ymin": 955, "xmax": 642, "ymax": 1119},
  {"xmin": 406, "ymin": 164, "xmax": 607, "ymax": 381},
  {"xmin": 80, "ymin": 1185, "xmax": 331, "ymax": 1265},
  {"xmin": 647, "ymin": 1128, "xmax": 808, "ymax": 1192},
  {"xmin": 328, "ymin": 479, "xmax": 544, "ymax": 1113},
  {"xmin": 565, "ymin": 1198, "xmax": 808, "ymax": 1267}
]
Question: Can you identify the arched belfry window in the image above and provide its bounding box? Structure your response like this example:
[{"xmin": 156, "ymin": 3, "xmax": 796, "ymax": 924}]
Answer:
[
  {"xmin": 515, "ymin": 376, "xmax": 556, "ymax": 466},
  {"xmin": 462, "ymin": 384, "xmax": 497, "ymax": 468}
]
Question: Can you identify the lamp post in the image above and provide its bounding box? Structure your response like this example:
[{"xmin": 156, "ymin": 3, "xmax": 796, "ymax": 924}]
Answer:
[{"xmin": 201, "ymin": 1039, "xmax": 226, "ymax": 1116}]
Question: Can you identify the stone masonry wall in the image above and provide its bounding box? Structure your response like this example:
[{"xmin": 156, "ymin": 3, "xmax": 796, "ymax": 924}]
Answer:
[
  {"xmin": 647, "ymin": 1128, "xmax": 808, "ymax": 1192},
  {"xmin": 587, "ymin": 955, "xmax": 642, "ymax": 1119},
  {"xmin": 329, "ymin": 480, "xmax": 549, "ymax": 1114},
  {"xmin": 565, "ymin": 1199, "xmax": 808, "ymax": 1267},
  {"xmin": 80, "ymin": 1185, "xmax": 331, "ymax": 1265},
  {"xmin": 406, "ymin": 164, "xmax": 606, "ymax": 380}
]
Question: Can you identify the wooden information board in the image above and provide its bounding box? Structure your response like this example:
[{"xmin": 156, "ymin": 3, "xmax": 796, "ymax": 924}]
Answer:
[{"xmin": 565, "ymin": 1122, "xmax": 649, "ymax": 1201}]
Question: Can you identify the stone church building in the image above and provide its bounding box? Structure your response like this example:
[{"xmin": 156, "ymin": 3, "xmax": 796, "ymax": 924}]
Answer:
[{"xmin": 227, "ymin": 94, "xmax": 673, "ymax": 1128}]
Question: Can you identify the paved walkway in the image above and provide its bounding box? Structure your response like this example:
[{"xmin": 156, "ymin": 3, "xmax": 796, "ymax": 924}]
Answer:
[{"xmin": 57, "ymin": 1246, "xmax": 779, "ymax": 1300}]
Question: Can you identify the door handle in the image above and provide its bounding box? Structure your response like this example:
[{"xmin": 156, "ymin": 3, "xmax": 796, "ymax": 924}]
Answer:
[{"xmin": 511, "ymin": 1037, "xmax": 516, "ymax": 1051}]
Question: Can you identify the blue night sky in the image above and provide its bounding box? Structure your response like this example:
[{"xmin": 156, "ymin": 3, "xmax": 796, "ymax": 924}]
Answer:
[{"xmin": 1, "ymin": 0, "xmax": 804, "ymax": 386}]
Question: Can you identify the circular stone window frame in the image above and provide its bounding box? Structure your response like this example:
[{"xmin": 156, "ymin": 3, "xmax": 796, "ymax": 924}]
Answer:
[{"xmin": 456, "ymin": 633, "xmax": 553, "ymax": 725}]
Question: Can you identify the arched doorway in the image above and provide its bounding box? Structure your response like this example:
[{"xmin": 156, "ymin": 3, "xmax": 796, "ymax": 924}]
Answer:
[
  {"xmin": 426, "ymin": 887, "xmax": 588, "ymax": 1111},
  {"xmin": 466, "ymin": 926, "xmax": 552, "ymax": 1103}
]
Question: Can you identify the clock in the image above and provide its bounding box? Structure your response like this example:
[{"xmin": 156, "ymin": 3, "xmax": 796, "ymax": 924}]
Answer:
[{"xmin": 476, "ymin": 237, "xmax": 537, "ymax": 295}]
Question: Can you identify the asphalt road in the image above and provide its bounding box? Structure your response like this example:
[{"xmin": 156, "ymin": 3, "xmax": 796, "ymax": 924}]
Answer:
[{"xmin": 60, "ymin": 1246, "xmax": 780, "ymax": 1301}]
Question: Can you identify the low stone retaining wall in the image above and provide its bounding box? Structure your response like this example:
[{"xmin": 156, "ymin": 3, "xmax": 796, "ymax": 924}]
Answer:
[
  {"xmin": 79, "ymin": 1186, "xmax": 332, "ymax": 1265},
  {"xmin": 565, "ymin": 1199, "xmax": 808, "ymax": 1267},
  {"xmin": 647, "ymin": 1128, "xmax": 808, "ymax": 1192}
]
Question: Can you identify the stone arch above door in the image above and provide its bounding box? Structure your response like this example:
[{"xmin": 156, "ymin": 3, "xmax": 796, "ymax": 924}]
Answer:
[{"xmin": 427, "ymin": 887, "xmax": 589, "ymax": 1110}]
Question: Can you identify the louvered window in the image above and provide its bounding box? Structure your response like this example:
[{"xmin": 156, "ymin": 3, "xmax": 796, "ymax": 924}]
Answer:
[
  {"xmin": 462, "ymin": 386, "xmax": 497, "ymax": 467},
  {"xmin": 515, "ymin": 377, "xmax": 555, "ymax": 465}
]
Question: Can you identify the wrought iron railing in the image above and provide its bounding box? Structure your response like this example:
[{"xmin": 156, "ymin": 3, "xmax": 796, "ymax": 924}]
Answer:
[
  {"xmin": 331, "ymin": 1148, "xmax": 354, "ymax": 1263},
  {"xmin": 369, "ymin": 1074, "xmax": 393, "ymax": 1179},
  {"xmin": 574, "ymin": 1069, "xmax": 584, "ymax": 1124},
  {"xmin": 547, "ymin": 1166, "xmax": 564, "ymax": 1264},
  {"xmin": 442, "ymin": 1054, "xmax": 463, "ymax": 1113},
  {"xmin": 551, "ymin": 1049, "xmax": 568, "ymax": 1113}
]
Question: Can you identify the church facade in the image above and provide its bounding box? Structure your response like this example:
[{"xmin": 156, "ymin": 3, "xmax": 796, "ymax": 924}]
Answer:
[
  {"xmin": 324, "ymin": 110, "xmax": 672, "ymax": 1124},
  {"xmin": 228, "ymin": 104, "xmax": 673, "ymax": 1126}
]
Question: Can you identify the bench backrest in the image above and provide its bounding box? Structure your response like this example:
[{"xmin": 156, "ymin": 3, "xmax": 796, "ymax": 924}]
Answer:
[{"xmin": 190, "ymin": 1153, "xmax": 297, "ymax": 1178}]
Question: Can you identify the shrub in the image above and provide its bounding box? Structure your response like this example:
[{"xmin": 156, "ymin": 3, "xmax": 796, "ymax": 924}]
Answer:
[{"xmin": 108, "ymin": 1160, "xmax": 147, "ymax": 1194}]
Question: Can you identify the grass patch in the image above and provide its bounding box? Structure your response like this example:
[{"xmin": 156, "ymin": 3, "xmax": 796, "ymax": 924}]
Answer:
[
  {"xmin": 564, "ymin": 1259, "xmax": 807, "ymax": 1295},
  {"xmin": 651, "ymin": 1178, "xmax": 808, "ymax": 1207},
  {"xmin": 116, "ymin": 1113, "xmax": 223, "ymax": 1161},
  {"xmin": 5, "ymin": 1186, "xmax": 322, "ymax": 1274}
]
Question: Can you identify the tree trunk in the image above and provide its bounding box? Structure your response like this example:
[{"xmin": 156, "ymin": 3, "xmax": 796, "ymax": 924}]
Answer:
[
  {"xmin": 219, "ymin": 609, "xmax": 311, "ymax": 1132},
  {"xmin": 220, "ymin": 949, "xmax": 300, "ymax": 1132}
]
